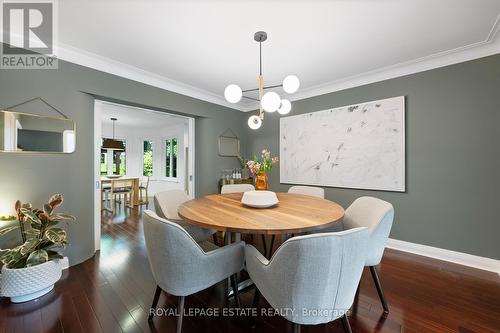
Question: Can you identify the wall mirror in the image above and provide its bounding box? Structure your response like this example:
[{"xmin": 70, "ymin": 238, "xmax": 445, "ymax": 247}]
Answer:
[
  {"xmin": 0, "ymin": 111, "xmax": 76, "ymax": 153},
  {"xmin": 218, "ymin": 129, "xmax": 240, "ymax": 157}
]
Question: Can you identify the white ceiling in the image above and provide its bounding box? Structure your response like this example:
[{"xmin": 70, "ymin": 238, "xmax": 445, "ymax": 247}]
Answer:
[
  {"xmin": 100, "ymin": 102, "xmax": 188, "ymax": 128},
  {"xmin": 58, "ymin": 0, "xmax": 500, "ymax": 111}
]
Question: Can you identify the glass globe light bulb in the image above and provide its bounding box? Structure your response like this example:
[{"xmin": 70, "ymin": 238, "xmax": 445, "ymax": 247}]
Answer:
[
  {"xmin": 283, "ymin": 75, "xmax": 300, "ymax": 94},
  {"xmin": 261, "ymin": 91, "xmax": 281, "ymax": 112},
  {"xmin": 248, "ymin": 115, "xmax": 262, "ymax": 130},
  {"xmin": 224, "ymin": 84, "xmax": 242, "ymax": 103},
  {"xmin": 277, "ymin": 99, "xmax": 292, "ymax": 115}
]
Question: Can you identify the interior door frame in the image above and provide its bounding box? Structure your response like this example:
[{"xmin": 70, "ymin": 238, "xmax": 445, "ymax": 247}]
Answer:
[{"xmin": 93, "ymin": 100, "xmax": 195, "ymax": 252}]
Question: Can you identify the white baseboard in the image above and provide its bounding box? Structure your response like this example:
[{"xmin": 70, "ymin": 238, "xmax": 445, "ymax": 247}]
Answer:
[{"xmin": 386, "ymin": 238, "xmax": 500, "ymax": 275}]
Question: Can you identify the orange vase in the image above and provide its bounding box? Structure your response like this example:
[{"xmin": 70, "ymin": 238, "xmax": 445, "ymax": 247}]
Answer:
[{"xmin": 255, "ymin": 172, "xmax": 269, "ymax": 191}]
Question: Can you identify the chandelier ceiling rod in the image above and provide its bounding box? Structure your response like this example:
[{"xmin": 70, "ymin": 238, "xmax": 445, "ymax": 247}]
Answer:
[{"xmin": 111, "ymin": 117, "xmax": 117, "ymax": 138}]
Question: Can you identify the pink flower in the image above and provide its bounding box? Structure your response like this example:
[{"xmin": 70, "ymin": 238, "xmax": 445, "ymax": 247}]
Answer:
[{"xmin": 261, "ymin": 149, "xmax": 270, "ymax": 160}]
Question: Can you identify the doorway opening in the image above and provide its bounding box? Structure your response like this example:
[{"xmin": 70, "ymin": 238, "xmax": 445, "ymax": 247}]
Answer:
[{"xmin": 93, "ymin": 100, "xmax": 195, "ymax": 251}]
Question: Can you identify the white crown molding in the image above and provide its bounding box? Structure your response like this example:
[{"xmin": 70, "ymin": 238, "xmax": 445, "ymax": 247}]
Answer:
[
  {"xmin": 237, "ymin": 14, "xmax": 500, "ymax": 112},
  {"xmin": 38, "ymin": 14, "xmax": 500, "ymax": 112},
  {"xmin": 386, "ymin": 238, "xmax": 500, "ymax": 276},
  {"xmin": 56, "ymin": 43, "xmax": 244, "ymax": 111}
]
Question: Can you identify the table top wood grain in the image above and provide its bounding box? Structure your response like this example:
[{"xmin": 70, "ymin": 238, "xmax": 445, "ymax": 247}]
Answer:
[{"xmin": 178, "ymin": 192, "xmax": 344, "ymax": 235}]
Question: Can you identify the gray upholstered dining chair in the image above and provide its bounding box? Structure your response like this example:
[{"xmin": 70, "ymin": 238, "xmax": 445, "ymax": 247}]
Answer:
[
  {"xmin": 342, "ymin": 196, "xmax": 394, "ymax": 313},
  {"xmin": 143, "ymin": 210, "xmax": 245, "ymax": 333},
  {"xmin": 154, "ymin": 190, "xmax": 217, "ymax": 244},
  {"xmin": 245, "ymin": 228, "xmax": 369, "ymax": 333},
  {"xmin": 221, "ymin": 183, "xmax": 255, "ymax": 194},
  {"xmin": 288, "ymin": 185, "xmax": 325, "ymax": 198}
]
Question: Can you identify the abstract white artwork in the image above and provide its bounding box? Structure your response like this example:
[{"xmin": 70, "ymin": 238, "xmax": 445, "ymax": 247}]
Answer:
[{"xmin": 280, "ymin": 96, "xmax": 405, "ymax": 192}]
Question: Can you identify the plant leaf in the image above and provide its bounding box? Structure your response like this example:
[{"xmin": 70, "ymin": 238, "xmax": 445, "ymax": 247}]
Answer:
[
  {"xmin": 22, "ymin": 203, "xmax": 32, "ymax": 210},
  {"xmin": 48, "ymin": 194, "xmax": 64, "ymax": 209},
  {"xmin": 0, "ymin": 249, "xmax": 12, "ymax": 262},
  {"xmin": 19, "ymin": 239, "xmax": 41, "ymax": 255},
  {"xmin": 6, "ymin": 248, "xmax": 24, "ymax": 267},
  {"xmin": 7, "ymin": 257, "xmax": 28, "ymax": 269},
  {"xmin": 43, "ymin": 203, "xmax": 53, "ymax": 215},
  {"xmin": 0, "ymin": 226, "xmax": 19, "ymax": 236},
  {"xmin": 46, "ymin": 250, "xmax": 64, "ymax": 260},
  {"xmin": 15, "ymin": 200, "xmax": 22, "ymax": 212},
  {"xmin": 21, "ymin": 208, "xmax": 42, "ymax": 224},
  {"xmin": 26, "ymin": 249, "xmax": 48, "ymax": 267},
  {"xmin": 24, "ymin": 228, "xmax": 40, "ymax": 235},
  {"xmin": 45, "ymin": 228, "xmax": 67, "ymax": 244},
  {"xmin": 50, "ymin": 213, "xmax": 76, "ymax": 221}
]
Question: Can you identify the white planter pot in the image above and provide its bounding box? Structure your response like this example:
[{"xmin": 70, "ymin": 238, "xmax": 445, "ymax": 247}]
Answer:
[{"xmin": 0, "ymin": 258, "xmax": 64, "ymax": 303}]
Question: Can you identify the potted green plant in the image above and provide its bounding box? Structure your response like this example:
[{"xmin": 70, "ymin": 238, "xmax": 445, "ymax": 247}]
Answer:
[{"xmin": 0, "ymin": 194, "xmax": 75, "ymax": 303}]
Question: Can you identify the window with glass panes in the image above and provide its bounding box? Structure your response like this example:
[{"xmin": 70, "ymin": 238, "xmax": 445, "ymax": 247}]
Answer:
[{"xmin": 165, "ymin": 138, "xmax": 178, "ymax": 178}]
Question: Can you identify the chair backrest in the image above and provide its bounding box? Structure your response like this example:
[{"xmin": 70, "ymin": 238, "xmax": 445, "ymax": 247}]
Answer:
[
  {"xmin": 142, "ymin": 210, "xmax": 211, "ymax": 295},
  {"xmin": 141, "ymin": 176, "xmax": 150, "ymax": 188},
  {"xmin": 343, "ymin": 196, "xmax": 394, "ymax": 266},
  {"xmin": 221, "ymin": 184, "xmax": 255, "ymax": 194},
  {"xmin": 288, "ymin": 185, "xmax": 325, "ymax": 198},
  {"xmin": 154, "ymin": 189, "xmax": 189, "ymax": 220},
  {"xmin": 256, "ymin": 228, "xmax": 368, "ymax": 325}
]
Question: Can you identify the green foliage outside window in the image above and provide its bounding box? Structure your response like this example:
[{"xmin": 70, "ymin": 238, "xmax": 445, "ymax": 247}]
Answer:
[
  {"xmin": 143, "ymin": 141, "xmax": 153, "ymax": 176},
  {"xmin": 100, "ymin": 151, "xmax": 107, "ymax": 175}
]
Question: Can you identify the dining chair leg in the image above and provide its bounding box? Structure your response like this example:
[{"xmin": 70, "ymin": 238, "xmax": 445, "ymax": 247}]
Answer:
[
  {"xmin": 212, "ymin": 233, "xmax": 218, "ymax": 246},
  {"xmin": 268, "ymin": 235, "xmax": 275, "ymax": 258},
  {"xmin": 177, "ymin": 296, "xmax": 185, "ymax": 333},
  {"xmin": 252, "ymin": 288, "xmax": 261, "ymax": 308},
  {"xmin": 261, "ymin": 235, "xmax": 267, "ymax": 258},
  {"xmin": 230, "ymin": 274, "xmax": 241, "ymax": 308},
  {"xmin": 293, "ymin": 322, "xmax": 301, "ymax": 333},
  {"xmin": 369, "ymin": 265, "xmax": 389, "ymax": 313},
  {"xmin": 148, "ymin": 285, "xmax": 162, "ymax": 321},
  {"xmin": 341, "ymin": 314, "xmax": 352, "ymax": 333},
  {"xmin": 250, "ymin": 287, "xmax": 261, "ymax": 329}
]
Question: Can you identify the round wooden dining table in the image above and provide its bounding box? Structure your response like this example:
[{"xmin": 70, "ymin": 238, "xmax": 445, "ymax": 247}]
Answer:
[
  {"xmin": 179, "ymin": 192, "xmax": 345, "ymax": 295},
  {"xmin": 178, "ymin": 192, "xmax": 345, "ymax": 236}
]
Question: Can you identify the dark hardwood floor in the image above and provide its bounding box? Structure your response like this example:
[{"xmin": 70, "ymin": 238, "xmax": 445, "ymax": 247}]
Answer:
[{"xmin": 1, "ymin": 204, "xmax": 499, "ymax": 333}]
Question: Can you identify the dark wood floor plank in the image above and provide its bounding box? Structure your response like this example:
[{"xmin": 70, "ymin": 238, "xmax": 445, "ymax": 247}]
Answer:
[
  {"xmin": 39, "ymin": 294, "xmax": 64, "ymax": 333},
  {"xmin": 72, "ymin": 294, "xmax": 104, "ymax": 333}
]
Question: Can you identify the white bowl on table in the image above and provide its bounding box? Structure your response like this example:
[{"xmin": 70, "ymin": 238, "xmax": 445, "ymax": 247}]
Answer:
[{"xmin": 241, "ymin": 190, "xmax": 279, "ymax": 208}]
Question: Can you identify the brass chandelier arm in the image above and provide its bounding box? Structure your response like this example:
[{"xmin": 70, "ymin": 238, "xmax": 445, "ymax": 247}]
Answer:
[
  {"xmin": 242, "ymin": 96, "xmax": 260, "ymax": 101},
  {"xmin": 242, "ymin": 84, "xmax": 283, "ymax": 93}
]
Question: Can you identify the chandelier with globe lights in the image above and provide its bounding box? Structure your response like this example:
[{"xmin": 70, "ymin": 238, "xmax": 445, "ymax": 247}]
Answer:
[{"xmin": 224, "ymin": 31, "xmax": 300, "ymax": 130}]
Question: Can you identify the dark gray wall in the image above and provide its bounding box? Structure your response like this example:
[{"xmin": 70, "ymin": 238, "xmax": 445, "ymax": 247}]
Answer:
[
  {"xmin": 246, "ymin": 54, "xmax": 500, "ymax": 260},
  {"xmin": 0, "ymin": 57, "xmax": 247, "ymax": 265}
]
